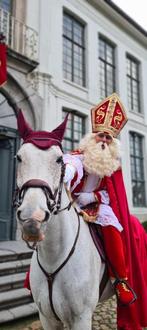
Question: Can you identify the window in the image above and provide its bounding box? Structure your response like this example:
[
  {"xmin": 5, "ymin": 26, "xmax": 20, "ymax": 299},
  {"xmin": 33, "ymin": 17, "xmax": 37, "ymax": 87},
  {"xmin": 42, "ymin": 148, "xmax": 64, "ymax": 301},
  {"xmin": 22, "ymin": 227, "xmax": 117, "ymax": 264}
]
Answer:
[
  {"xmin": 62, "ymin": 110, "xmax": 86, "ymax": 152},
  {"xmin": 127, "ymin": 55, "xmax": 141, "ymax": 113},
  {"xmin": 0, "ymin": 0, "xmax": 12, "ymax": 46},
  {"xmin": 129, "ymin": 132, "xmax": 146, "ymax": 207},
  {"xmin": 0, "ymin": 0, "xmax": 12, "ymax": 12},
  {"xmin": 99, "ymin": 36, "xmax": 115, "ymax": 99},
  {"xmin": 63, "ymin": 12, "xmax": 85, "ymax": 87}
]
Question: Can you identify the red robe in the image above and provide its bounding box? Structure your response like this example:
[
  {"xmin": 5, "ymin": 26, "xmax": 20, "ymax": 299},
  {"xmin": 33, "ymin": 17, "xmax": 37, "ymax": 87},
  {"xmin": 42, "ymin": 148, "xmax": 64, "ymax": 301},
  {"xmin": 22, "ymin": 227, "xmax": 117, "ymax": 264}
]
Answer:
[
  {"xmin": 104, "ymin": 169, "xmax": 147, "ymax": 329},
  {"xmin": 72, "ymin": 167, "xmax": 147, "ymax": 329}
]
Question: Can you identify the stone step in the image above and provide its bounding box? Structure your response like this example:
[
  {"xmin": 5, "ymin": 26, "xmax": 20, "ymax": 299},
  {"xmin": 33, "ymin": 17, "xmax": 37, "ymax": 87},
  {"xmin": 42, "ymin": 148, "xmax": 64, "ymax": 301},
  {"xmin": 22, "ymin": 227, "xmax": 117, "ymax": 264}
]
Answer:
[
  {"xmin": 0, "ymin": 241, "xmax": 33, "ymax": 263},
  {"xmin": 0, "ymin": 302, "xmax": 38, "ymax": 324},
  {"xmin": 0, "ymin": 272, "xmax": 26, "ymax": 292},
  {"xmin": 0, "ymin": 258, "xmax": 31, "ymax": 276},
  {"xmin": 0, "ymin": 250, "xmax": 32, "ymax": 263},
  {"xmin": 0, "ymin": 287, "xmax": 32, "ymax": 310},
  {"xmin": 0, "ymin": 241, "xmax": 36, "ymax": 324}
]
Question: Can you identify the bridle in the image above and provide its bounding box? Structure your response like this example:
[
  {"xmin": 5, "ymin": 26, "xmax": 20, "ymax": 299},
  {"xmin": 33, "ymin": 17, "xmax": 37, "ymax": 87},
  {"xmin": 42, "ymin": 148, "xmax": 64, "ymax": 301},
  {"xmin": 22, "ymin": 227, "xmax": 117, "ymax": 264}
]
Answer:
[
  {"xmin": 13, "ymin": 157, "xmax": 81, "ymax": 321},
  {"xmin": 13, "ymin": 159, "xmax": 66, "ymax": 215},
  {"xmin": 13, "ymin": 158, "xmax": 74, "ymax": 249}
]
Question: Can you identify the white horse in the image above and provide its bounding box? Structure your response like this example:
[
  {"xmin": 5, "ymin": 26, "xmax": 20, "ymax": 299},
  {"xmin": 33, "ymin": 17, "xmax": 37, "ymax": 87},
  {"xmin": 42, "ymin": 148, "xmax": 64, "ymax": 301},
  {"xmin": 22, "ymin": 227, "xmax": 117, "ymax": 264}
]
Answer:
[{"xmin": 15, "ymin": 142, "xmax": 113, "ymax": 330}]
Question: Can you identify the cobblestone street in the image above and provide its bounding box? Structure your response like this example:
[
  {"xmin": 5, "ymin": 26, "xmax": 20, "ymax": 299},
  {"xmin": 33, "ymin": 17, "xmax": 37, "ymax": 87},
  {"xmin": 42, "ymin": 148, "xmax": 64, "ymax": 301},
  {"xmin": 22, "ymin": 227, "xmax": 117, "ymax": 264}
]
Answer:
[{"xmin": 92, "ymin": 297, "xmax": 117, "ymax": 330}]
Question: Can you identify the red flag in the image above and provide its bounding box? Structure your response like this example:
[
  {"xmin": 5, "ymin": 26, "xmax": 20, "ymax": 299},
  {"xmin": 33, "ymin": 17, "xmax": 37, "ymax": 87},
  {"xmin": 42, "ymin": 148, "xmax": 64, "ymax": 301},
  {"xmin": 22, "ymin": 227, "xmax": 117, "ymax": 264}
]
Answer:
[{"xmin": 0, "ymin": 43, "xmax": 7, "ymax": 86}]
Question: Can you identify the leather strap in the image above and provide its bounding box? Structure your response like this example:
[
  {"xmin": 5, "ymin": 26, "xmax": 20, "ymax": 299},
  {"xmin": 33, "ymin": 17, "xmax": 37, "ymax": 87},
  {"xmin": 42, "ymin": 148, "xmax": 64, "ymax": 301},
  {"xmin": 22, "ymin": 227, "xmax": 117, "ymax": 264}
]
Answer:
[{"xmin": 36, "ymin": 210, "xmax": 80, "ymax": 321}]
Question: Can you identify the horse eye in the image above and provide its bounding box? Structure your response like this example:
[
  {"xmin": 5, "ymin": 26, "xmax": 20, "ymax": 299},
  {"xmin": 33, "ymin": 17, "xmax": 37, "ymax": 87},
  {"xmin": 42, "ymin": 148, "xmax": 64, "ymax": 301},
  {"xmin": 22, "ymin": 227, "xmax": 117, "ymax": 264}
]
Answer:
[
  {"xmin": 17, "ymin": 154, "xmax": 22, "ymax": 162},
  {"xmin": 56, "ymin": 156, "xmax": 63, "ymax": 164}
]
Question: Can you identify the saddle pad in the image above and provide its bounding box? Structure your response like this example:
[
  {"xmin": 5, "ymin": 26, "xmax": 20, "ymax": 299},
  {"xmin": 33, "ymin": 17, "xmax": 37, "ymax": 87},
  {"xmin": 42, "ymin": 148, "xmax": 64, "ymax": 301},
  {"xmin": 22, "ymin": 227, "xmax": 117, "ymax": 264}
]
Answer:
[{"xmin": 88, "ymin": 223, "xmax": 106, "ymax": 262}]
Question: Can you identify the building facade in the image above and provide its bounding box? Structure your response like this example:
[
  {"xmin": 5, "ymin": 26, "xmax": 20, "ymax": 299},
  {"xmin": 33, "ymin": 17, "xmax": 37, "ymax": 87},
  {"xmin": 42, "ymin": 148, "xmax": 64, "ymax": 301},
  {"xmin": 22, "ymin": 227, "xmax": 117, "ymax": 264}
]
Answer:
[{"xmin": 0, "ymin": 0, "xmax": 147, "ymax": 241}]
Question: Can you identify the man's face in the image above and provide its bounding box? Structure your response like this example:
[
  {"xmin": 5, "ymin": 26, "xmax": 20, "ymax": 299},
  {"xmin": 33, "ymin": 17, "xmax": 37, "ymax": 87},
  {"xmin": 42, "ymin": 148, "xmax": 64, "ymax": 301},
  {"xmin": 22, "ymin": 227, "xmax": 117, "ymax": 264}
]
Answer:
[
  {"xmin": 80, "ymin": 132, "xmax": 120, "ymax": 177},
  {"xmin": 95, "ymin": 132, "xmax": 113, "ymax": 145}
]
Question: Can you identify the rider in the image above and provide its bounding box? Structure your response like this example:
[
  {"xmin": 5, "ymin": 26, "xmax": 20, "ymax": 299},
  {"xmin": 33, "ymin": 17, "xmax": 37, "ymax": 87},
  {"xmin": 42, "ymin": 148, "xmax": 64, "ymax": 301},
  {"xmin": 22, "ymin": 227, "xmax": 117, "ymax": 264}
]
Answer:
[{"xmin": 63, "ymin": 93, "xmax": 137, "ymax": 306}]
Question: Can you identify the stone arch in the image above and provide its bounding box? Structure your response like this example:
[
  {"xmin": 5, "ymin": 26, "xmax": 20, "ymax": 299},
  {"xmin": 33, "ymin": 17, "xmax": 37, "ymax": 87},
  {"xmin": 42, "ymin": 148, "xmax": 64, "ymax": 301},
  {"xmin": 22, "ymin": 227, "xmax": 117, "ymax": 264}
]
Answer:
[
  {"xmin": 0, "ymin": 70, "xmax": 43, "ymax": 240},
  {"xmin": 0, "ymin": 70, "xmax": 43, "ymax": 130}
]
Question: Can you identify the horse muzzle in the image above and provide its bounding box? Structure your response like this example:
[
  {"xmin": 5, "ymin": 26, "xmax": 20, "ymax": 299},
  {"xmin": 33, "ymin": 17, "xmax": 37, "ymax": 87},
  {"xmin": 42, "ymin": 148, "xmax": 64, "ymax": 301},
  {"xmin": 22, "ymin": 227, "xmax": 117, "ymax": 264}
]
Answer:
[
  {"xmin": 16, "ymin": 199, "xmax": 50, "ymax": 243},
  {"xmin": 19, "ymin": 218, "xmax": 45, "ymax": 242}
]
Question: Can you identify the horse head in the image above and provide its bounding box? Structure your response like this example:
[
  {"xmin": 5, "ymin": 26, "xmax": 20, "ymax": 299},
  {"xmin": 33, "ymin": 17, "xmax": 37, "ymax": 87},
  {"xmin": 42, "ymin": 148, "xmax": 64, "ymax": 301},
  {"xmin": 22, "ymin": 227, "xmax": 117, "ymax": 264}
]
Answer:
[{"xmin": 15, "ymin": 110, "xmax": 68, "ymax": 245}]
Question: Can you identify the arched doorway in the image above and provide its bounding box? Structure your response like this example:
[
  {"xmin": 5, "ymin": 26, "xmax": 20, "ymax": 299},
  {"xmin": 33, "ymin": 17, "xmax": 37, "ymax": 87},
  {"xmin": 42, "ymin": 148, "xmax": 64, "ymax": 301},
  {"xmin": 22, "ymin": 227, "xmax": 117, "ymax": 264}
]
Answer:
[
  {"xmin": 0, "ymin": 69, "xmax": 43, "ymax": 240},
  {"xmin": 0, "ymin": 92, "xmax": 18, "ymax": 240}
]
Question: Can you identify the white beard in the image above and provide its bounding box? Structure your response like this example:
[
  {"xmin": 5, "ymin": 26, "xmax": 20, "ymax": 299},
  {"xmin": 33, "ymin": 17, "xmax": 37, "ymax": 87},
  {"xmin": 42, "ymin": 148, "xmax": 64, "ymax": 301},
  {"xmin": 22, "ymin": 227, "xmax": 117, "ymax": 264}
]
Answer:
[{"xmin": 79, "ymin": 134, "xmax": 121, "ymax": 178}]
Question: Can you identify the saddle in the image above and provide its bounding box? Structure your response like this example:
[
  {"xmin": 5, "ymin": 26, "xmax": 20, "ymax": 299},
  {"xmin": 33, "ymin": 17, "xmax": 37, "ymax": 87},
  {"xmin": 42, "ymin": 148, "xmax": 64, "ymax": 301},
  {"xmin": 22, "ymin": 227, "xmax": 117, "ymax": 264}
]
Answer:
[
  {"xmin": 77, "ymin": 201, "xmax": 106, "ymax": 261},
  {"xmin": 88, "ymin": 222, "xmax": 106, "ymax": 262},
  {"xmin": 65, "ymin": 190, "xmax": 109, "ymax": 298},
  {"xmin": 88, "ymin": 222, "xmax": 109, "ymax": 298},
  {"xmin": 75, "ymin": 201, "xmax": 109, "ymax": 297}
]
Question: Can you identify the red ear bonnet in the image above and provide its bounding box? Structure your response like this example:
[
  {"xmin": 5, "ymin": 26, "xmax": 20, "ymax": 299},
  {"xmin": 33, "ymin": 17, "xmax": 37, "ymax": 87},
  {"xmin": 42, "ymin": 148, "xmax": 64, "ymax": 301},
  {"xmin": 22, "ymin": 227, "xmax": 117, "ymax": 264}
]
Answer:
[
  {"xmin": 17, "ymin": 109, "xmax": 69, "ymax": 149},
  {"xmin": 51, "ymin": 114, "xmax": 68, "ymax": 142},
  {"xmin": 17, "ymin": 110, "xmax": 33, "ymax": 139}
]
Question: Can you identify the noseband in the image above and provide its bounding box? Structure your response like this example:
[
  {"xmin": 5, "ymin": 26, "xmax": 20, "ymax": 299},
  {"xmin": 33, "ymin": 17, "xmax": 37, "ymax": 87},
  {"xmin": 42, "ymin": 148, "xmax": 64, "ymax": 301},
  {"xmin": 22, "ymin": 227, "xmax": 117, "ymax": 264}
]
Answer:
[{"xmin": 13, "ymin": 160, "xmax": 66, "ymax": 215}]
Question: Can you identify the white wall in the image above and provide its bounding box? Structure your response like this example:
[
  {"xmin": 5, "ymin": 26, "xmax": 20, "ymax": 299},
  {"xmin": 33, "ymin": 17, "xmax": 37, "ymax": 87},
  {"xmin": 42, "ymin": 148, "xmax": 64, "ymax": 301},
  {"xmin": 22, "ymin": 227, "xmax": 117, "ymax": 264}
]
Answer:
[{"xmin": 26, "ymin": 0, "xmax": 147, "ymax": 218}]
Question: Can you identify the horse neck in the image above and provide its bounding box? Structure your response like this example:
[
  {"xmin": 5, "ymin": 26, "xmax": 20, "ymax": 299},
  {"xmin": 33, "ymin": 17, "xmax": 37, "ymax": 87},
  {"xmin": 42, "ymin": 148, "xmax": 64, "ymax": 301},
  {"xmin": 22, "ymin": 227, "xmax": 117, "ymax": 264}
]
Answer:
[{"xmin": 37, "ymin": 187, "xmax": 78, "ymax": 272}]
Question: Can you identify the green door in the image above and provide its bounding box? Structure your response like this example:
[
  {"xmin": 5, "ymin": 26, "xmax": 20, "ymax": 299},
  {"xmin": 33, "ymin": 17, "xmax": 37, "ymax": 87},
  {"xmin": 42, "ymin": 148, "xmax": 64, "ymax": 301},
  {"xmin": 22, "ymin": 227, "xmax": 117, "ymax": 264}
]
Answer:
[{"xmin": 0, "ymin": 129, "xmax": 18, "ymax": 240}]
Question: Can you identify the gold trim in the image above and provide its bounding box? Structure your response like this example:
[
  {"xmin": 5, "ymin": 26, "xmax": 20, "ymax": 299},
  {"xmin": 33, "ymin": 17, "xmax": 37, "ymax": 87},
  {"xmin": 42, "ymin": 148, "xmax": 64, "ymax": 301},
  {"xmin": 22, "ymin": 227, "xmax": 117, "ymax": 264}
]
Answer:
[
  {"xmin": 79, "ymin": 209, "xmax": 97, "ymax": 222},
  {"xmin": 65, "ymin": 185, "xmax": 99, "ymax": 223}
]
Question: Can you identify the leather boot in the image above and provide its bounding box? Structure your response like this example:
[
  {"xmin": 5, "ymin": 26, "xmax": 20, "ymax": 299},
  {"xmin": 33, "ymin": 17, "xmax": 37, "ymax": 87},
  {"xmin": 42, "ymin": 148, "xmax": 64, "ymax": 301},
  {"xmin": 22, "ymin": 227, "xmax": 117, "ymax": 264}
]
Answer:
[{"xmin": 113, "ymin": 279, "xmax": 137, "ymax": 306}]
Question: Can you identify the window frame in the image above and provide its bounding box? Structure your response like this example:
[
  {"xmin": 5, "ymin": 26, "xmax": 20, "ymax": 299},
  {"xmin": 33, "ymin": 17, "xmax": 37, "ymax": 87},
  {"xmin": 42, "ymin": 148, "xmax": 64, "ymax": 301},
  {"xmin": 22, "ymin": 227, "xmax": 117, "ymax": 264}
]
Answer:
[
  {"xmin": 62, "ymin": 109, "xmax": 86, "ymax": 152},
  {"xmin": 129, "ymin": 131, "xmax": 146, "ymax": 207},
  {"xmin": 63, "ymin": 11, "xmax": 86, "ymax": 87},
  {"xmin": 126, "ymin": 54, "xmax": 141, "ymax": 114},
  {"xmin": 98, "ymin": 34, "xmax": 116, "ymax": 99}
]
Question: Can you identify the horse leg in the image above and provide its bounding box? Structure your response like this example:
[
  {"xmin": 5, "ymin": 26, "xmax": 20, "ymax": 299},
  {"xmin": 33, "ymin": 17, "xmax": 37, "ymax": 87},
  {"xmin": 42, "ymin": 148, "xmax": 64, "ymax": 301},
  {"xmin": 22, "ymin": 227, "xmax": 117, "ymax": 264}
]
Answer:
[
  {"xmin": 39, "ymin": 312, "xmax": 64, "ymax": 330},
  {"xmin": 71, "ymin": 313, "xmax": 92, "ymax": 330}
]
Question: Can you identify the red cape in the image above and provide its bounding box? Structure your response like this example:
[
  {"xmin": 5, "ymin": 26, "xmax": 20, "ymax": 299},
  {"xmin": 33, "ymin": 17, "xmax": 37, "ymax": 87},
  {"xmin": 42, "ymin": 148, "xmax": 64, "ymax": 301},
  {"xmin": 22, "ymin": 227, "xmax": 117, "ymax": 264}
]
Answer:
[{"xmin": 105, "ymin": 169, "xmax": 147, "ymax": 330}]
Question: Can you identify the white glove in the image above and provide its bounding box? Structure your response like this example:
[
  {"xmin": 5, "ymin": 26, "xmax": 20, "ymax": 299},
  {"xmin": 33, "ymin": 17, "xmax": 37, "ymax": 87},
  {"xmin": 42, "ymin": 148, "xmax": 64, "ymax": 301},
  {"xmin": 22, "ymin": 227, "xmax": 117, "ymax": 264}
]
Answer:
[
  {"xmin": 75, "ymin": 192, "xmax": 96, "ymax": 207},
  {"xmin": 64, "ymin": 164, "xmax": 76, "ymax": 190}
]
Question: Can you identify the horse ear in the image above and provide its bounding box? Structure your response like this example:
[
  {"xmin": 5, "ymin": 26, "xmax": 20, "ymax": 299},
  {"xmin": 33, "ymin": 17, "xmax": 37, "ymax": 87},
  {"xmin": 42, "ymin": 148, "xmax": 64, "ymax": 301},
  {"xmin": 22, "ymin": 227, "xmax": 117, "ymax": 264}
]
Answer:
[
  {"xmin": 17, "ymin": 109, "xmax": 33, "ymax": 140},
  {"xmin": 51, "ymin": 114, "xmax": 69, "ymax": 142}
]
